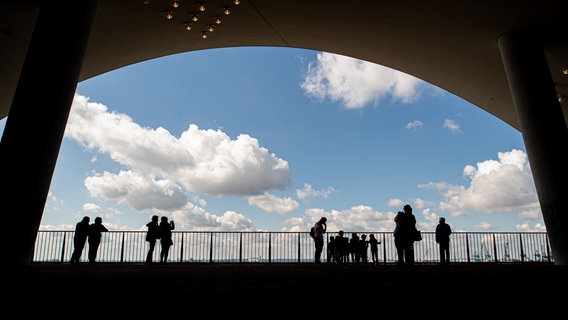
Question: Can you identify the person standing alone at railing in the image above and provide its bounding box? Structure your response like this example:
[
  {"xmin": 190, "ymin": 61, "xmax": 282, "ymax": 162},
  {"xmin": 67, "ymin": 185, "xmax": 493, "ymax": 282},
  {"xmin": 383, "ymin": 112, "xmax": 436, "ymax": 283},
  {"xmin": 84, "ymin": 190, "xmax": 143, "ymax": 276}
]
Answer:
[
  {"xmin": 87, "ymin": 217, "xmax": 108, "ymax": 264},
  {"xmin": 313, "ymin": 217, "xmax": 327, "ymax": 263},
  {"xmin": 435, "ymin": 217, "xmax": 452, "ymax": 264},
  {"xmin": 70, "ymin": 216, "xmax": 90, "ymax": 264},
  {"xmin": 145, "ymin": 215, "xmax": 160, "ymax": 264}
]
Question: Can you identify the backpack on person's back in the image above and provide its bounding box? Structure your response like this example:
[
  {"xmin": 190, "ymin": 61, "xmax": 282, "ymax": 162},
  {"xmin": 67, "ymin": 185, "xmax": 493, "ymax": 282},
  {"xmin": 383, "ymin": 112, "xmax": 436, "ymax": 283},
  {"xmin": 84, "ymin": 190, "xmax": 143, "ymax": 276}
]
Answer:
[{"xmin": 310, "ymin": 226, "xmax": 316, "ymax": 238}]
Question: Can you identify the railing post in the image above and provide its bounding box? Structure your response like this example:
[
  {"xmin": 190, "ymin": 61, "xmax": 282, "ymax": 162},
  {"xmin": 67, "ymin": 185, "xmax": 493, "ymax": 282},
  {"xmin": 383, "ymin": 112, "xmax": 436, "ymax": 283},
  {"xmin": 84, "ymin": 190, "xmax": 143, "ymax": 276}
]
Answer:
[
  {"xmin": 465, "ymin": 233, "xmax": 470, "ymax": 263},
  {"xmin": 519, "ymin": 233, "xmax": 525, "ymax": 263},
  {"xmin": 297, "ymin": 232, "xmax": 301, "ymax": 264},
  {"xmin": 179, "ymin": 232, "xmax": 184, "ymax": 263},
  {"xmin": 209, "ymin": 232, "xmax": 213, "ymax": 263},
  {"xmin": 239, "ymin": 232, "xmax": 243, "ymax": 264},
  {"xmin": 492, "ymin": 233, "xmax": 498, "ymax": 263},
  {"xmin": 120, "ymin": 232, "xmax": 125, "ymax": 264},
  {"xmin": 382, "ymin": 233, "xmax": 387, "ymax": 265},
  {"xmin": 268, "ymin": 232, "xmax": 272, "ymax": 264},
  {"xmin": 60, "ymin": 232, "xmax": 67, "ymax": 263}
]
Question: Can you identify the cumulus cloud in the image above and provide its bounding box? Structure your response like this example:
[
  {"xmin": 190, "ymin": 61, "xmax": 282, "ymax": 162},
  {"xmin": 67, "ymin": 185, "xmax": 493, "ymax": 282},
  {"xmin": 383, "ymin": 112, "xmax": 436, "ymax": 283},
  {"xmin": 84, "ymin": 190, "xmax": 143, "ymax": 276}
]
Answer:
[
  {"xmin": 443, "ymin": 119, "xmax": 460, "ymax": 132},
  {"xmin": 67, "ymin": 94, "xmax": 292, "ymax": 212},
  {"xmin": 296, "ymin": 183, "xmax": 336, "ymax": 201},
  {"xmin": 405, "ymin": 120, "xmax": 423, "ymax": 130},
  {"xmin": 164, "ymin": 203, "xmax": 258, "ymax": 231},
  {"xmin": 282, "ymin": 205, "xmax": 392, "ymax": 233},
  {"xmin": 84, "ymin": 170, "xmax": 188, "ymax": 211},
  {"xmin": 420, "ymin": 149, "xmax": 539, "ymax": 217},
  {"xmin": 247, "ymin": 193, "xmax": 299, "ymax": 214},
  {"xmin": 300, "ymin": 52, "xmax": 424, "ymax": 109}
]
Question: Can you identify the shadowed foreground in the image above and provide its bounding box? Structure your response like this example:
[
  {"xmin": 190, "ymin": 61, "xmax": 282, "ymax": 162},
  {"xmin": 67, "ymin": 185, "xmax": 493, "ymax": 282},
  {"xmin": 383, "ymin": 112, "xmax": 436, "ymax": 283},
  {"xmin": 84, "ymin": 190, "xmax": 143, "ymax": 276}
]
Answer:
[{"xmin": 12, "ymin": 263, "xmax": 566, "ymax": 313}]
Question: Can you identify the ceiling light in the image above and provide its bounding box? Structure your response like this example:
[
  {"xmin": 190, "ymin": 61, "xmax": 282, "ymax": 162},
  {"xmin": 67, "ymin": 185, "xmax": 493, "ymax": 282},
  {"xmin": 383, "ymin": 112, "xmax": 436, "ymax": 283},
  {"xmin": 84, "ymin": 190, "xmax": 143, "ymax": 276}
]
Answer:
[
  {"xmin": 191, "ymin": 13, "xmax": 199, "ymax": 22},
  {"xmin": 198, "ymin": 2, "xmax": 206, "ymax": 11},
  {"xmin": 233, "ymin": 0, "xmax": 240, "ymax": 5},
  {"xmin": 185, "ymin": 23, "xmax": 192, "ymax": 31},
  {"xmin": 214, "ymin": 16, "xmax": 222, "ymax": 24},
  {"xmin": 200, "ymin": 31, "xmax": 208, "ymax": 39},
  {"xmin": 207, "ymin": 24, "xmax": 215, "ymax": 32},
  {"xmin": 559, "ymin": 94, "xmax": 566, "ymax": 103},
  {"xmin": 563, "ymin": 67, "xmax": 568, "ymax": 75},
  {"xmin": 164, "ymin": 11, "xmax": 173, "ymax": 20},
  {"xmin": 172, "ymin": 0, "xmax": 180, "ymax": 8},
  {"xmin": 224, "ymin": 7, "xmax": 231, "ymax": 15}
]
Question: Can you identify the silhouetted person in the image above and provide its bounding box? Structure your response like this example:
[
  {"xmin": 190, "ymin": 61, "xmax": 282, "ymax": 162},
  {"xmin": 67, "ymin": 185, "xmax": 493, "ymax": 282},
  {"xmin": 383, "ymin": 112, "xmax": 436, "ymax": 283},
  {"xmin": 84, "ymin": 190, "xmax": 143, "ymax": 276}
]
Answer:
[
  {"xmin": 368, "ymin": 233, "xmax": 381, "ymax": 265},
  {"xmin": 159, "ymin": 216, "xmax": 175, "ymax": 263},
  {"xmin": 145, "ymin": 215, "xmax": 161, "ymax": 264},
  {"xmin": 335, "ymin": 230, "xmax": 347, "ymax": 264},
  {"xmin": 327, "ymin": 236, "xmax": 336, "ymax": 264},
  {"xmin": 70, "ymin": 216, "xmax": 90, "ymax": 263},
  {"xmin": 313, "ymin": 217, "xmax": 327, "ymax": 263},
  {"xmin": 87, "ymin": 217, "xmax": 108, "ymax": 264},
  {"xmin": 349, "ymin": 232, "xmax": 360, "ymax": 263},
  {"xmin": 359, "ymin": 234, "xmax": 369, "ymax": 263},
  {"xmin": 435, "ymin": 217, "xmax": 452, "ymax": 264},
  {"xmin": 393, "ymin": 204, "xmax": 417, "ymax": 266}
]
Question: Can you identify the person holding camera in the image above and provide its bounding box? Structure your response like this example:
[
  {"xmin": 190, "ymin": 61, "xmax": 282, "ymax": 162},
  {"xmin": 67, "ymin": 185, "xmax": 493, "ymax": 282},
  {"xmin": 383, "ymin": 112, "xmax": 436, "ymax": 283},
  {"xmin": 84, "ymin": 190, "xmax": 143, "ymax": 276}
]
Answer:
[{"xmin": 159, "ymin": 216, "xmax": 175, "ymax": 263}]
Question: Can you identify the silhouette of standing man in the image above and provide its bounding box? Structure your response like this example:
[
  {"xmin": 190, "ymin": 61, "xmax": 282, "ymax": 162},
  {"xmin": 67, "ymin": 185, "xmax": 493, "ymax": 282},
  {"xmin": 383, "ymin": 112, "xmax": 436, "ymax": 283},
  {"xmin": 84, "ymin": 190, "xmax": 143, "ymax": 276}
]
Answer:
[
  {"xmin": 313, "ymin": 217, "xmax": 327, "ymax": 263},
  {"xmin": 435, "ymin": 217, "xmax": 452, "ymax": 264},
  {"xmin": 70, "ymin": 216, "xmax": 90, "ymax": 263},
  {"xmin": 145, "ymin": 215, "xmax": 160, "ymax": 264},
  {"xmin": 87, "ymin": 217, "xmax": 108, "ymax": 264}
]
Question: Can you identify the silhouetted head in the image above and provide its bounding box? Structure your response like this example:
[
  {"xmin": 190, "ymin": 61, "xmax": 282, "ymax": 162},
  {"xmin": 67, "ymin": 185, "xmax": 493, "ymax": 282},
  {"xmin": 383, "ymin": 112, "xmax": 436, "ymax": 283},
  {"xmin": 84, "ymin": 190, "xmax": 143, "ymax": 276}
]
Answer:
[
  {"xmin": 161, "ymin": 216, "xmax": 168, "ymax": 222},
  {"xmin": 152, "ymin": 215, "xmax": 159, "ymax": 222},
  {"xmin": 338, "ymin": 230, "xmax": 344, "ymax": 236},
  {"xmin": 82, "ymin": 216, "xmax": 90, "ymax": 223},
  {"xmin": 403, "ymin": 204, "xmax": 412, "ymax": 213},
  {"xmin": 95, "ymin": 217, "xmax": 102, "ymax": 224}
]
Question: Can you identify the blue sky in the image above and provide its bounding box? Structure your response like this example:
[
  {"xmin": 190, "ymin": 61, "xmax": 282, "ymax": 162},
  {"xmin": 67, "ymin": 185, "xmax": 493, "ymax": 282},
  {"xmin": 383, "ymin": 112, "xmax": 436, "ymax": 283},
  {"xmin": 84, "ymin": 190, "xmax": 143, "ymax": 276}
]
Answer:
[{"xmin": 1, "ymin": 47, "xmax": 545, "ymax": 234}]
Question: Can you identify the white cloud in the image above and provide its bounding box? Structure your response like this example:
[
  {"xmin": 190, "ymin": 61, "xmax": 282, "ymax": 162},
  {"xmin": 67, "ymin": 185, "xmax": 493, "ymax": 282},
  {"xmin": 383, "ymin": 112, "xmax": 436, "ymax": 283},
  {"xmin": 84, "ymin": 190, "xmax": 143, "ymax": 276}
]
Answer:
[
  {"xmin": 405, "ymin": 120, "xmax": 423, "ymax": 130},
  {"xmin": 84, "ymin": 170, "xmax": 188, "ymax": 211},
  {"xmin": 248, "ymin": 193, "xmax": 299, "ymax": 214},
  {"xmin": 443, "ymin": 119, "xmax": 460, "ymax": 132},
  {"xmin": 166, "ymin": 203, "xmax": 258, "ymax": 231},
  {"xmin": 67, "ymin": 94, "xmax": 292, "ymax": 208},
  {"xmin": 296, "ymin": 183, "xmax": 336, "ymax": 201},
  {"xmin": 300, "ymin": 52, "xmax": 424, "ymax": 109},
  {"xmin": 421, "ymin": 149, "xmax": 539, "ymax": 216},
  {"xmin": 283, "ymin": 205, "xmax": 392, "ymax": 233}
]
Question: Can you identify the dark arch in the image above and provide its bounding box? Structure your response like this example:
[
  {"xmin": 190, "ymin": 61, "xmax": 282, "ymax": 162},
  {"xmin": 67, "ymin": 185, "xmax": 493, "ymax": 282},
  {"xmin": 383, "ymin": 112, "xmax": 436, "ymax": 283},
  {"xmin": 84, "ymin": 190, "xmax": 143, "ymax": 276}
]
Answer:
[{"xmin": 1, "ymin": 1, "xmax": 566, "ymax": 265}]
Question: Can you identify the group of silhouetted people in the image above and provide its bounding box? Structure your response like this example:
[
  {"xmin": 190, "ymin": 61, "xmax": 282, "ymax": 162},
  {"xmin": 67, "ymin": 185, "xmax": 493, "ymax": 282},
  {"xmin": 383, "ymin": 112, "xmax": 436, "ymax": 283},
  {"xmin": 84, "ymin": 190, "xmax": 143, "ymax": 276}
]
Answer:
[
  {"xmin": 312, "ymin": 204, "xmax": 453, "ymax": 266},
  {"xmin": 326, "ymin": 230, "xmax": 380, "ymax": 264},
  {"xmin": 70, "ymin": 216, "xmax": 108, "ymax": 264},
  {"xmin": 70, "ymin": 214, "xmax": 175, "ymax": 264},
  {"xmin": 145, "ymin": 215, "xmax": 175, "ymax": 264}
]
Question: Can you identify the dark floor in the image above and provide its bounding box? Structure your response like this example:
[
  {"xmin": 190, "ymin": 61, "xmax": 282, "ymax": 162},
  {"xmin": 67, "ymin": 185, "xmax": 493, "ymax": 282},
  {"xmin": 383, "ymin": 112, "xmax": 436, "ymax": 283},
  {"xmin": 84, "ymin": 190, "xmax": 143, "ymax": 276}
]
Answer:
[{"xmin": 11, "ymin": 263, "xmax": 566, "ymax": 313}]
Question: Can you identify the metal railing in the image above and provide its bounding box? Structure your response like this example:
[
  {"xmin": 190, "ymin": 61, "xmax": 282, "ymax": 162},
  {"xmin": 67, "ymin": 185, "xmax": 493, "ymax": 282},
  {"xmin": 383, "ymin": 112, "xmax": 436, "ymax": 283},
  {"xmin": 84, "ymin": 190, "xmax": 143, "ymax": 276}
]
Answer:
[{"xmin": 32, "ymin": 230, "xmax": 554, "ymax": 264}]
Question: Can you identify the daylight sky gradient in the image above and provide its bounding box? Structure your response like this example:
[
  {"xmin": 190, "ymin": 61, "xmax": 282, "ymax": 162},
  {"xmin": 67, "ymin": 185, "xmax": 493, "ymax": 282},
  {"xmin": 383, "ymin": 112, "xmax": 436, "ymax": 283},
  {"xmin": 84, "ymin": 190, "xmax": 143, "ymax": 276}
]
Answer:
[{"xmin": 1, "ymin": 47, "xmax": 545, "ymax": 234}]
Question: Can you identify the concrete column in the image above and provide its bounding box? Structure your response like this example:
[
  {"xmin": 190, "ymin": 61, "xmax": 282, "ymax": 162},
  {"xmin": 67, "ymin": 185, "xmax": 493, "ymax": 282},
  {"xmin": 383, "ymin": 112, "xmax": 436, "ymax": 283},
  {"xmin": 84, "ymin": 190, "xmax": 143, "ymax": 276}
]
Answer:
[
  {"xmin": 498, "ymin": 30, "xmax": 568, "ymax": 265},
  {"xmin": 1, "ymin": 1, "xmax": 99, "ymax": 266}
]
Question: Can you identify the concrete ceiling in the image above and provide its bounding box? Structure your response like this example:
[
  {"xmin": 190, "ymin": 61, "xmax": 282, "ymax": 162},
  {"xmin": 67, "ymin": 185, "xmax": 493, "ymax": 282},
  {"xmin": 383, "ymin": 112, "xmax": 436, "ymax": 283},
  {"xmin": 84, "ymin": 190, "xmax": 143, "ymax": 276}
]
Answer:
[{"xmin": 1, "ymin": 0, "xmax": 567, "ymax": 131}]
